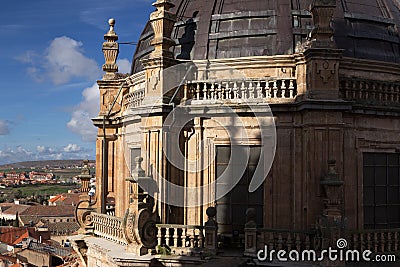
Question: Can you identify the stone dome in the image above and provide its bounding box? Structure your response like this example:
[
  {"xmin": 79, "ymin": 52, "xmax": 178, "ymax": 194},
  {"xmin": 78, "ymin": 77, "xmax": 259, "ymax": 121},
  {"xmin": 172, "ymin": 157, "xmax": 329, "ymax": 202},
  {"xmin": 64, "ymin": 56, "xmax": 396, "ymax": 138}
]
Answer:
[{"xmin": 131, "ymin": 0, "xmax": 400, "ymax": 74}]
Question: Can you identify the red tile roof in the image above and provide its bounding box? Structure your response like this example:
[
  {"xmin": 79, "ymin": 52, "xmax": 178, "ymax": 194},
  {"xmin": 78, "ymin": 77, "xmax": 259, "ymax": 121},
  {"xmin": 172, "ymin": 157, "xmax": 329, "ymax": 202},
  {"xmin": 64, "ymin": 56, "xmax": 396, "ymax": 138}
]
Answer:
[
  {"xmin": 1, "ymin": 204, "xmax": 30, "ymax": 215},
  {"xmin": 48, "ymin": 193, "xmax": 81, "ymax": 206},
  {"xmin": 20, "ymin": 205, "xmax": 75, "ymax": 217},
  {"xmin": 0, "ymin": 227, "xmax": 28, "ymax": 245}
]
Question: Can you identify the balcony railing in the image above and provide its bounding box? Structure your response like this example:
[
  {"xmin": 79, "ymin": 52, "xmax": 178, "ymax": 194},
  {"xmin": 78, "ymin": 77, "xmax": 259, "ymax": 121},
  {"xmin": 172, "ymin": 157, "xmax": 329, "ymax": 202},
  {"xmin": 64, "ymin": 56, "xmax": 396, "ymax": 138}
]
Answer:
[
  {"xmin": 123, "ymin": 77, "xmax": 298, "ymax": 109},
  {"xmin": 340, "ymin": 79, "xmax": 400, "ymax": 106},
  {"xmin": 156, "ymin": 224, "xmax": 206, "ymax": 256},
  {"xmin": 244, "ymin": 226, "xmax": 316, "ymax": 256},
  {"xmin": 123, "ymin": 88, "xmax": 145, "ymax": 109},
  {"xmin": 92, "ymin": 212, "xmax": 127, "ymax": 246},
  {"xmin": 346, "ymin": 228, "xmax": 400, "ymax": 253},
  {"xmin": 186, "ymin": 77, "xmax": 297, "ymax": 102}
]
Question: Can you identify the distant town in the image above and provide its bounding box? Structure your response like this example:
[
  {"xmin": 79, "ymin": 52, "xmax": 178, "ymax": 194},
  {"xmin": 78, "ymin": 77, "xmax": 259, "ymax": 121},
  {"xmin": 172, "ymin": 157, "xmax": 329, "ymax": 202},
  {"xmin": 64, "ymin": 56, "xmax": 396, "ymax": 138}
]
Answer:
[{"xmin": 0, "ymin": 159, "xmax": 95, "ymax": 266}]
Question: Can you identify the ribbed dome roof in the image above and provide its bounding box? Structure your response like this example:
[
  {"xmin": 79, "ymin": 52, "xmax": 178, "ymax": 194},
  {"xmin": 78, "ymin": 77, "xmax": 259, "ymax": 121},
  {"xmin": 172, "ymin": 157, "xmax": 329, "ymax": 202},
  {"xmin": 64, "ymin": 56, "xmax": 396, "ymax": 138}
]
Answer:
[{"xmin": 131, "ymin": 0, "xmax": 400, "ymax": 74}]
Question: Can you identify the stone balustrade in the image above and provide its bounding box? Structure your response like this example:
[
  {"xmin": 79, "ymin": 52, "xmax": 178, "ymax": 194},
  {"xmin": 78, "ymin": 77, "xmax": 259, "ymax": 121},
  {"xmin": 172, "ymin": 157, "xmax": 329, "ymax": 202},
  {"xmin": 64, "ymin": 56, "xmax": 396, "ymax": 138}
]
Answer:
[
  {"xmin": 259, "ymin": 228, "xmax": 314, "ymax": 251},
  {"xmin": 155, "ymin": 224, "xmax": 205, "ymax": 255},
  {"xmin": 346, "ymin": 229, "xmax": 400, "ymax": 253},
  {"xmin": 123, "ymin": 88, "xmax": 145, "ymax": 109},
  {"xmin": 92, "ymin": 212, "xmax": 127, "ymax": 246},
  {"xmin": 186, "ymin": 77, "xmax": 297, "ymax": 102},
  {"xmin": 245, "ymin": 227, "xmax": 315, "ymax": 256},
  {"xmin": 340, "ymin": 79, "xmax": 400, "ymax": 106}
]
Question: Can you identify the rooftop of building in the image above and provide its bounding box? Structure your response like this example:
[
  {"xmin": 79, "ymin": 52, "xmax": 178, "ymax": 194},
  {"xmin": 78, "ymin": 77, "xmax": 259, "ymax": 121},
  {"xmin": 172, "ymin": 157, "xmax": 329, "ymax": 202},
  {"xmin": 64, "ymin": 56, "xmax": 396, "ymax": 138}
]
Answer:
[{"xmin": 132, "ymin": 0, "xmax": 400, "ymax": 73}]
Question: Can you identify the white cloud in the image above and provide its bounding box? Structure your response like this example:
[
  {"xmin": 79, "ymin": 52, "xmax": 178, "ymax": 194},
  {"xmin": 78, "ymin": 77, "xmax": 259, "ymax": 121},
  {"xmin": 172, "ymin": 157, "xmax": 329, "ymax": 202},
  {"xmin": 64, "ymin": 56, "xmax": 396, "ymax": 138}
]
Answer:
[
  {"xmin": 18, "ymin": 36, "xmax": 101, "ymax": 85},
  {"xmin": 67, "ymin": 83, "xmax": 100, "ymax": 142},
  {"xmin": 0, "ymin": 120, "xmax": 10, "ymax": 135},
  {"xmin": 46, "ymin": 37, "xmax": 101, "ymax": 84},
  {"xmin": 36, "ymin": 146, "xmax": 46, "ymax": 153},
  {"xmin": 64, "ymin": 144, "xmax": 81, "ymax": 153},
  {"xmin": 117, "ymin": 59, "xmax": 131, "ymax": 74}
]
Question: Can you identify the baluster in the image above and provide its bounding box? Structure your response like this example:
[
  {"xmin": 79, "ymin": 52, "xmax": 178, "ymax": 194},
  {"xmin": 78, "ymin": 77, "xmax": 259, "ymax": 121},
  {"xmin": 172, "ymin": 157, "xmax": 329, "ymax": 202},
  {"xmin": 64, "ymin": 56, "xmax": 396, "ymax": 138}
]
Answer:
[
  {"xmin": 388, "ymin": 232, "xmax": 392, "ymax": 252},
  {"xmin": 295, "ymin": 234, "xmax": 301, "ymax": 251},
  {"xmin": 360, "ymin": 233, "xmax": 364, "ymax": 251},
  {"xmin": 289, "ymin": 80, "xmax": 294, "ymax": 98},
  {"xmin": 157, "ymin": 227, "xmax": 162, "ymax": 246},
  {"xmin": 378, "ymin": 84, "xmax": 383, "ymax": 102},
  {"xmin": 224, "ymin": 82, "xmax": 230, "ymax": 99},
  {"xmin": 277, "ymin": 233, "xmax": 283, "ymax": 250},
  {"xmin": 394, "ymin": 232, "xmax": 398, "ymax": 251},
  {"xmin": 265, "ymin": 81, "xmax": 271, "ymax": 98},
  {"xmin": 233, "ymin": 82, "xmax": 238, "ymax": 99},
  {"xmin": 353, "ymin": 234, "xmax": 358, "ymax": 250},
  {"xmin": 390, "ymin": 85, "xmax": 395, "ymax": 103},
  {"xmin": 196, "ymin": 83, "xmax": 200, "ymax": 100},
  {"xmin": 281, "ymin": 80, "xmax": 287, "ymax": 98},
  {"xmin": 198, "ymin": 228, "xmax": 204, "ymax": 248},
  {"xmin": 305, "ymin": 235, "xmax": 310, "ymax": 250},
  {"xmin": 273, "ymin": 81, "xmax": 278, "ymax": 98},
  {"xmin": 210, "ymin": 83, "xmax": 215, "ymax": 100},
  {"xmin": 173, "ymin": 228, "xmax": 179, "ymax": 247},
  {"xmin": 256, "ymin": 81, "xmax": 262, "ymax": 98},
  {"xmin": 380, "ymin": 232, "xmax": 385, "ymax": 252},
  {"xmin": 359, "ymin": 81, "xmax": 364, "ymax": 100},
  {"xmin": 240, "ymin": 82, "xmax": 246, "ymax": 99},
  {"xmin": 217, "ymin": 82, "xmax": 223, "ymax": 99},
  {"xmin": 374, "ymin": 233, "xmax": 378, "ymax": 252},
  {"xmin": 189, "ymin": 229, "xmax": 195, "ymax": 248},
  {"xmin": 248, "ymin": 82, "xmax": 254, "ymax": 99},
  {"xmin": 203, "ymin": 82, "xmax": 208, "ymax": 100},
  {"xmin": 364, "ymin": 82, "xmax": 369, "ymax": 100},
  {"xmin": 287, "ymin": 233, "xmax": 293, "ymax": 251},
  {"xmin": 366, "ymin": 233, "xmax": 371, "ymax": 251},
  {"xmin": 180, "ymin": 227, "xmax": 186, "ymax": 247},
  {"xmin": 268, "ymin": 233, "xmax": 274, "ymax": 251},
  {"xmin": 165, "ymin": 227, "xmax": 171, "ymax": 246}
]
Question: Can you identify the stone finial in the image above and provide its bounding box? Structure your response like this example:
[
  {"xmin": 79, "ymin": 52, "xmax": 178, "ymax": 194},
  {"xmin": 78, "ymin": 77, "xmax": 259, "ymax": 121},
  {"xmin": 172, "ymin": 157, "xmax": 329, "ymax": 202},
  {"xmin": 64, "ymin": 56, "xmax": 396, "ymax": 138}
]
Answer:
[
  {"xmin": 102, "ymin": 18, "xmax": 119, "ymax": 74},
  {"xmin": 149, "ymin": 0, "xmax": 177, "ymax": 58},
  {"xmin": 320, "ymin": 160, "xmax": 344, "ymax": 220},
  {"xmin": 131, "ymin": 157, "xmax": 146, "ymax": 180},
  {"xmin": 309, "ymin": 0, "xmax": 337, "ymax": 48}
]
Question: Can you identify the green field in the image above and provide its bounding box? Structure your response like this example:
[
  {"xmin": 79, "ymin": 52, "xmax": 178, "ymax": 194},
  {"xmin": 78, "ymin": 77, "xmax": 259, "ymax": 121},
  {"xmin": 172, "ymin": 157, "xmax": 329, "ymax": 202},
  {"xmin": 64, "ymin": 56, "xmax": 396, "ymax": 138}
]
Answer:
[{"xmin": 0, "ymin": 184, "xmax": 79, "ymax": 202}]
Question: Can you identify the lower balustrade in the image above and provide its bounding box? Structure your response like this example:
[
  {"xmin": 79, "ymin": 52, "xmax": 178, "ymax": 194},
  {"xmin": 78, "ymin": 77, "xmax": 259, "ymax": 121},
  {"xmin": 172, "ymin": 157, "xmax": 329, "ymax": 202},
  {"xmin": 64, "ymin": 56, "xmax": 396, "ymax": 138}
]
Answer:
[
  {"xmin": 245, "ymin": 227, "xmax": 316, "ymax": 256},
  {"xmin": 92, "ymin": 212, "xmax": 127, "ymax": 246},
  {"xmin": 346, "ymin": 228, "xmax": 400, "ymax": 253},
  {"xmin": 156, "ymin": 224, "xmax": 208, "ymax": 255},
  {"xmin": 258, "ymin": 229, "xmax": 314, "ymax": 251}
]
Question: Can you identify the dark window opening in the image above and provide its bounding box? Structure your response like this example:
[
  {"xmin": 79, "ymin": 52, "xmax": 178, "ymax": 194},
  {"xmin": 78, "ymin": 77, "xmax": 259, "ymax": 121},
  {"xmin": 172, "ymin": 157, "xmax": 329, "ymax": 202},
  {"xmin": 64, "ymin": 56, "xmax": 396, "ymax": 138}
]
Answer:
[
  {"xmin": 215, "ymin": 145, "xmax": 264, "ymax": 246},
  {"xmin": 363, "ymin": 153, "xmax": 400, "ymax": 229}
]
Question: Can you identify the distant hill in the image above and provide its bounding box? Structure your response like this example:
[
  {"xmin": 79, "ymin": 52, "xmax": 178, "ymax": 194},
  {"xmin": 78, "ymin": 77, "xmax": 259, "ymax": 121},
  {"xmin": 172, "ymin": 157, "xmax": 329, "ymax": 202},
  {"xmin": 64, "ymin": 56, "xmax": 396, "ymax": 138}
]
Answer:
[{"xmin": 0, "ymin": 159, "xmax": 95, "ymax": 170}]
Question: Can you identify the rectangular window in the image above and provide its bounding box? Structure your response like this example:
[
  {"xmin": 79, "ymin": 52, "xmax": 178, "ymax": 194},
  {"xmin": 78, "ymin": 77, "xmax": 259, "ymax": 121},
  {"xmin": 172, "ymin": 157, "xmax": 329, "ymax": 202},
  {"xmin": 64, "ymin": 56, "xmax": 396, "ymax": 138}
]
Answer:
[{"xmin": 363, "ymin": 153, "xmax": 400, "ymax": 229}]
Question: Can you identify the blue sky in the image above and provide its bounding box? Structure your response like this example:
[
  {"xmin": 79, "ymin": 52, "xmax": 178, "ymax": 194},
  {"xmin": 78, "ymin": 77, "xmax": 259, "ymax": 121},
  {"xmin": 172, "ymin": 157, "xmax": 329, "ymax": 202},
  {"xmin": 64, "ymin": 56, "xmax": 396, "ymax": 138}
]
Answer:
[{"xmin": 0, "ymin": 0, "xmax": 153, "ymax": 164}]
